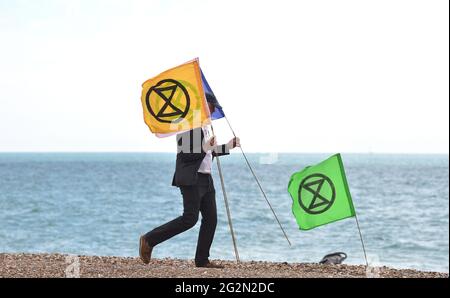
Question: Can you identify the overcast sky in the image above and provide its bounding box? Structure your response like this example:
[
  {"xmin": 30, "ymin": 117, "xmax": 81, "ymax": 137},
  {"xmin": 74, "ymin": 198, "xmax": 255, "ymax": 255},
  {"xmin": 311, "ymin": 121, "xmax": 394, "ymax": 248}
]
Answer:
[{"xmin": 0, "ymin": 0, "xmax": 448, "ymax": 153}]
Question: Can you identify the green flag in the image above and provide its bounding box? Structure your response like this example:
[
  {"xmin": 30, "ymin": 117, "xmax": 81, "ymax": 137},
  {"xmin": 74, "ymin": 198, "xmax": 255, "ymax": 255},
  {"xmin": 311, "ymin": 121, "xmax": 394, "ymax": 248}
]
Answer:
[{"xmin": 288, "ymin": 153, "xmax": 356, "ymax": 230}]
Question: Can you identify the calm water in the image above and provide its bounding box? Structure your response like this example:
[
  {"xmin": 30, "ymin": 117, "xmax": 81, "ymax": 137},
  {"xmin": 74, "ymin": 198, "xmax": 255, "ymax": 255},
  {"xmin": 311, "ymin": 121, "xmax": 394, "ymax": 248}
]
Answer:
[{"xmin": 0, "ymin": 153, "xmax": 448, "ymax": 272}]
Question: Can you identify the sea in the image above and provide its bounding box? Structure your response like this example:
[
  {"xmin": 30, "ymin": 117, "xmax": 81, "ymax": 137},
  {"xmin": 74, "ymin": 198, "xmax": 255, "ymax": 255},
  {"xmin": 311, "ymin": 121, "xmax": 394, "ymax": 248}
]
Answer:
[{"xmin": 0, "ymin": 153, "xmax": 448, "ymax": 273}]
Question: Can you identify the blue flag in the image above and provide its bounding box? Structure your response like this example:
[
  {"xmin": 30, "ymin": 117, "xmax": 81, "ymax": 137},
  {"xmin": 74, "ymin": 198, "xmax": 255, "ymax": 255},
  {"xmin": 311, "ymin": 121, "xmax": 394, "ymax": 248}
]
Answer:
[{"xmin": 200, "ymin": 68, "xmax": 225, "ymax": 120}]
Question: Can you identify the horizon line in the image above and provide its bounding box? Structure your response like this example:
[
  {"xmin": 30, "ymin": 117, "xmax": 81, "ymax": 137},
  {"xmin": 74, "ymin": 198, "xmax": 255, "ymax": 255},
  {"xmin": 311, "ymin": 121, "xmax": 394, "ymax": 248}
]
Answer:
[{"xmin": 0, "ymin": 151, "xmax": 448, "ymax": 155}]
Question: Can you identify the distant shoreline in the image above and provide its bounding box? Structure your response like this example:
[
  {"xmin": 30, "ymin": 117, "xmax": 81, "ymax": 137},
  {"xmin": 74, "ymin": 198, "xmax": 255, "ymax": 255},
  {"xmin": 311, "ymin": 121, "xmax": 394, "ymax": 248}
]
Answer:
[{"xmin": 1, "ymin": 253, "xmax": 447, "ymax": 278}]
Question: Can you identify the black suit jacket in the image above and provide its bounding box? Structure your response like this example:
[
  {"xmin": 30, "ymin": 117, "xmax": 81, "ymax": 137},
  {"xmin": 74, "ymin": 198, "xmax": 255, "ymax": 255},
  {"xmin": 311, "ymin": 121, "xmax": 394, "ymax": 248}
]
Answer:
[{"xmin": 172, "ymin": 127, "xmax": 229, "ymax": 187}]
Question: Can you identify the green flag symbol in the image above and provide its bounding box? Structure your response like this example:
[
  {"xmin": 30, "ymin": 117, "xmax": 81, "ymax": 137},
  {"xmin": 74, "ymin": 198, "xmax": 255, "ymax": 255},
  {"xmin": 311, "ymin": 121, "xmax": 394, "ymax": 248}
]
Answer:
[{"xmin": 288, "ymin": 154, "xmax": 356, "ymax": 230}]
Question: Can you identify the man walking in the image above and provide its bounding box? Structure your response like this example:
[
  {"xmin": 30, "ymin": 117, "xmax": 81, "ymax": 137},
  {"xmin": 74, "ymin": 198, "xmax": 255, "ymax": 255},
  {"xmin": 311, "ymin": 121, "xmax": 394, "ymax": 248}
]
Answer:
[{"xmin": 139, "ymin": 94, "xmax": 240, "ymax": 268}]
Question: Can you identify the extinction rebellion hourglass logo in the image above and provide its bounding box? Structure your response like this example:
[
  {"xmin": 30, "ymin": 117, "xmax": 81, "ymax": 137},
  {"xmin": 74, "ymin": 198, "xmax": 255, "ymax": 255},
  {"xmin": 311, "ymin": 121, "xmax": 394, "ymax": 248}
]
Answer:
[
  {"xmin": 145, "ymin": 79, "xmax": 190, "ymax": 123},
  {"xmin": 297, "ymin": 173, "xmax": 336, "ymax": 214}
]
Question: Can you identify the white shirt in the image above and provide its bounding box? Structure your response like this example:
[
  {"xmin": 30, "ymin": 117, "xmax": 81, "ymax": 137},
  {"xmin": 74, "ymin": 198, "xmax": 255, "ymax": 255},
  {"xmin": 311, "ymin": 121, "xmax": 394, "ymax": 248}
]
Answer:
[{"xmin": 197, "ymin": 126, "xmax": 213, "ymax": 174}]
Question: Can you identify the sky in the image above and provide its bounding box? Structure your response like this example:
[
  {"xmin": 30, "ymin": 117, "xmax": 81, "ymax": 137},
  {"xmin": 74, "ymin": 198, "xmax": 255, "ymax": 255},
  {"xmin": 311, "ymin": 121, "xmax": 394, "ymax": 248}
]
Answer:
[{"xmin": 0, "ymin": 0, "xmax": 448, "ymax": 153}]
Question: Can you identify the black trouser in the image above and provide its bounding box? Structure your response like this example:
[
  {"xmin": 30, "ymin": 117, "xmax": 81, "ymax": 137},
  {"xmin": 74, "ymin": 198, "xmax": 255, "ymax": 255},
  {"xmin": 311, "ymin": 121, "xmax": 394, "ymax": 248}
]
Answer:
[{"xmin": 144, "ymin": 173, "xmax": 217, "ymax": 266}]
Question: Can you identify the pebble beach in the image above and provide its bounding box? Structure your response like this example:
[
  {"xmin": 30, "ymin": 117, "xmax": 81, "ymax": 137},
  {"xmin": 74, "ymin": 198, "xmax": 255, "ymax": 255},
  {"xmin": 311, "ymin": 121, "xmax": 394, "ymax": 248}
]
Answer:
[{"xmin": 0, "ymin": 253, "xmax": 447, "ymax": 278}]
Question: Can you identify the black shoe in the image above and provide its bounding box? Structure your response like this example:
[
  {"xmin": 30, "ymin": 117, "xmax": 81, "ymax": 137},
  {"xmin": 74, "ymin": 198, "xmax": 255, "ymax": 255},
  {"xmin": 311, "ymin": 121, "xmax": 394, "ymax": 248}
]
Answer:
[{"xmin": 196, "ymin": 261, "xmax": 224, "ymax": 269}]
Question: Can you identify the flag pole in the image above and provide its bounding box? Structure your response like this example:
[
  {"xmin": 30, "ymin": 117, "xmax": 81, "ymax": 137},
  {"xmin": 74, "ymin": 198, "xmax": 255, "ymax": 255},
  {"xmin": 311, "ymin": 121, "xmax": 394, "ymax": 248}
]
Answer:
[
  {"xmin": 354, "ymin": 213, "xmax": 369, "ymax": 267},
  {"xmin": 223, "ymin": 116, "xmax": 292, "ymax": 247},
  {"xmin": 210, "ymin": 124, "xmax": 240, "ymax": 262}
]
